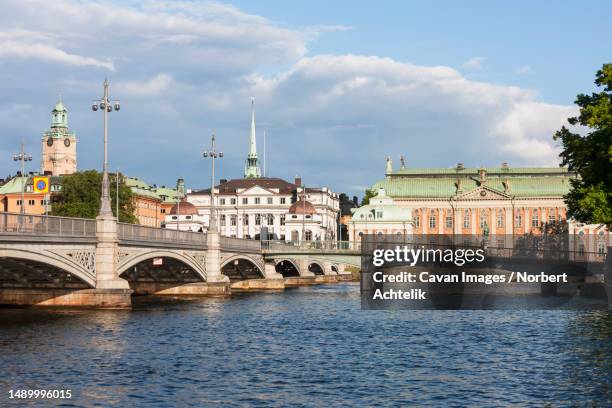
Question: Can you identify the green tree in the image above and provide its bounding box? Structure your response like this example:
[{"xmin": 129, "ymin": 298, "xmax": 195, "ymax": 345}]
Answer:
[
  {"xmin": 553, "ymin": 63, "xmax": 612, "ymax": 228},
  {"xmin": 51, "ymin": 170, "xmax": 137, "ymax": 223},
  {"xmin": 361, "ymin": 188, "xmax": 376, "ymax": 206}
]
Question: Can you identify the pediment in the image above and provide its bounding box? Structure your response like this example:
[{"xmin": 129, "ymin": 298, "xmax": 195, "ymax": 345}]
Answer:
[
  {"xmin": 456, "ymin": 185, "xmax": 510, "ymax": 200},
  {"xmin": 237, "ymin": 185, "xmax": 276, "ymax": 196}
]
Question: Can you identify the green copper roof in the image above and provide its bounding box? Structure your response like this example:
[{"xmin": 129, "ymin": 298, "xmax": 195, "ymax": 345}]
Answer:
[
  {"xmin": 125, "ymin": 177, "xmax": 183, "ymax": 202},
  {"xmin": 373, "ymin": 167, "xmax": 575, "ymax": 198},
  {"xmin": 0, "ymin": 177, "xmax": 28, "ymax": 194}
]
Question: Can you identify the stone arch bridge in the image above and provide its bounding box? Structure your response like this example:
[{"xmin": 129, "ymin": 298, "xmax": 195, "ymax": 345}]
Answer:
[{"xmin": 0, "ymin": 213, "xmax": 358, "ymax": 307}]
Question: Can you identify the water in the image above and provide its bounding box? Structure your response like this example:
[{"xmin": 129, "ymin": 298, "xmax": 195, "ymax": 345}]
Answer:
[{"xmin": 0, "ymin": 283, "xmax": 611, "ymax": 407}]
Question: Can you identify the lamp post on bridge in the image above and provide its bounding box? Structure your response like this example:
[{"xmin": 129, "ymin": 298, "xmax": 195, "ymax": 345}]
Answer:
[
  {"xmin": 13, "ymin": 141, "xmax": 33, "ymax": 216},
  {"xmin": 91, "ymin": 79, "xmax": 120, "ymax": 218},
  {"xmin": 203, "ymin": 133, "xmax": 223, "ymax": 232}
]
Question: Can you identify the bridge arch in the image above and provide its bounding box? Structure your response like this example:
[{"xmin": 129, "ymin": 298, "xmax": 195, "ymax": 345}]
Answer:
[
  {"xmin": 221, "ymin": 255, "xmax": 265, "ymax": 280},
  {"xmin": 118, "ymin": 250, "xmax": 207, "ymax": 281},
  {"xmin": 0, "ymin": 248, "xmax": 96, "ymax": 287},
  {"xmin": 308, "ymin": 261, "xmax": 325, "ymax": 276},
  {"xmin": 275, "ymin": 259, "xmax": 300, "ymax": 277}
]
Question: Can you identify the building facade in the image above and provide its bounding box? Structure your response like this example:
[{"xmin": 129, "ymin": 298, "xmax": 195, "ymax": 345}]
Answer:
[
  {"xmin": 126, "ymin": 177, "xmax": 184, "ymax": 227},
  {"xmin": 349, "ymin": 159, "xmax": 609, "ymax": 260},
  {"xmin": 181, "ymin": 100, "xmax": 340, "ymax": 240}
]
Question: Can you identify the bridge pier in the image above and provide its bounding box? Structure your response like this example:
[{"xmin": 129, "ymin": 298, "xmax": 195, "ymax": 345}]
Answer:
[{"xmin": 205, "ymin": 230, "xmax": 230, "ymax": 284}]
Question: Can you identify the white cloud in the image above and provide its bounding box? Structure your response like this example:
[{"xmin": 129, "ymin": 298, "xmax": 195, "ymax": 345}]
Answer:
[
  {"xmin": 0, "ymin": 1, "xmax": 576, "ymax": 194},
  {"xmin": 461, "ymin": 56, "xmax": 486, "ymax": 70}
]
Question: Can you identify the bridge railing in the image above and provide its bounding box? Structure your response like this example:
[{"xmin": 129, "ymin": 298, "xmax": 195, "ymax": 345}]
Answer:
[
  {"xmin": 0, "ymin": 212, "xmax": 96, "ymax": 238},
  {"xmin": 117, "ymin": 223, "xmax": 207, "ymax": 246},
  {"xmin": 220, "ymin": 236, "xmax": 262, "ymax": 252},
  {"xmin": 262, "ymin": 240, "xmax": 361, "ymax": 253}
]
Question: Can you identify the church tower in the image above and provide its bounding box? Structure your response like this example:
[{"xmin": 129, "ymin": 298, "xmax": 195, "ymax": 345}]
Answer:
[
  {"xmin": 244, "ymin": 97, "xmax": 261, "ymax": 178},
  {"xmin": 41, "ymin": 97, "xmax": 77, "ymax": 176}
]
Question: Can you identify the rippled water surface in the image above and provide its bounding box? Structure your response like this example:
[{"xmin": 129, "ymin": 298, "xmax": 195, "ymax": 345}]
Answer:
[{"xmin": 1, "ymin": 283, "xmax": 611, "ymax": 407}]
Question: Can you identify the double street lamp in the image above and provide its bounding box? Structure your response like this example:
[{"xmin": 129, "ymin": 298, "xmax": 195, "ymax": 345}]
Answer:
[
  {"xmin": 13, "ymin": 141, "xmax": 33, "ymax": 216},
  {"xmin": 91, "ymin": 79, "xmax": 120, "ymax": 218},
  {"xmin": 202, "ymin": 133, "xmax": 223, "ymax": 232}
]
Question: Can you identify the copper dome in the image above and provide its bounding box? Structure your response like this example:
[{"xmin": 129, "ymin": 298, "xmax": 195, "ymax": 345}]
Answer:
[
  {"xmin": 288, "ymin": 200, "xmax": 316, "ymax": 215},
  {"xmin": 169, "ymin": 200, "xmax": 198, "ymax": 215}
]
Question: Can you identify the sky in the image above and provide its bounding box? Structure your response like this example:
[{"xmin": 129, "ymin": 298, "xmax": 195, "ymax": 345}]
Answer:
[{"xmin": 0, "ymin": 0, "xmax": 609, "ymax": 197}]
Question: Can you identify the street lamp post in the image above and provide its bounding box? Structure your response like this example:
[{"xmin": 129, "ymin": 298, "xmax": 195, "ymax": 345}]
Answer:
[
  {"xmin": 91, "ymin": 78, "xmax": 120, "ymax": 218},
  {"xmin": 13, "ymin": 141, "xmax": 33, "ymax": 216},
  {"xmin": 202, "ymin": 133, "xmax": 223, "ymax": 232}
]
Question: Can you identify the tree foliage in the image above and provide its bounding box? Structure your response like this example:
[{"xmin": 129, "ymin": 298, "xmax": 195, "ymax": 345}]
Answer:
[
  {"xmin": 553, "ymin": 64, "xmax": 612, "ymax": 228},
  {"xmin": 361, "ymin": 188, "xmax": 376, "ymax": 206},
  {"xmin": 51, "ymin": 170, "xmax": 137, "ymax": 223}
]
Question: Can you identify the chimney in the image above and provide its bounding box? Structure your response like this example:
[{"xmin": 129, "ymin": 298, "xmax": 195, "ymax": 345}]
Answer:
[{"xmin": 294, "ymin": 176, "xmax": 302, "ymax": 186}]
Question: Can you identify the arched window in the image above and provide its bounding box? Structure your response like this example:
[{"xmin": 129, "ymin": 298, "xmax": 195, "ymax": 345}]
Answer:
[
  {"xmin": 531, "ymin": 211, "xmax": 539, "ymax": 227},
  {"xmin": 429, "ymin": 213, "xmax": 436, "ymax": 229},
  {"xmin": 497, "ymin": 210, "xmax": 504, "ymax": 227},
  {"xmin": 255, "ymin": 214, "xmax": 261, "ymax": 225},
  {"xmin": 479, "ymin": 213, "xmax": 487, "ymax": 228},
  {"xmin": 305, "ymin": 230, "xmax": 313, "ymax": 240},
  {"xmin": 267, "ymin": 214, "xmax": 274, "ymax": 225},
  {"xmin": 515, "ymin": 213, "xmax": 522, "ymax": 227},
  {"xmin": 413, "ymin": 211, "xmax": 420, "ymax": 227},
  {"xmin": 445, "ymin": 214, "xmax": 453, "ymax": 228},
  {"xmin": 463, "ymin": 210, "xmax": 470, "ymax": 228}
]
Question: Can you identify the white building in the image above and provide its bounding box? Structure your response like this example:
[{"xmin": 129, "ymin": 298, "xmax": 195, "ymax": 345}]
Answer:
[{"xmin": 179, "ymin": 99, "xmax": 340, "ymax": 241}]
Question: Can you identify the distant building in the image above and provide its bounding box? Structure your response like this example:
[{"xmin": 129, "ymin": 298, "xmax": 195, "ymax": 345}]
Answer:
[
  {"xmin": 183, "ymin": 100, "xmax": 340, "ymax": 240},
  {"xmin": 41, "ymin": 98, "xmax": 77, "ymax": 176},
  {"xmin": 125, "ymin": 177, "xmax": 184, "ymax": 227},
  {"xmin": 0, "ymin": 175, "xmax": 60, "ymax": 214}
]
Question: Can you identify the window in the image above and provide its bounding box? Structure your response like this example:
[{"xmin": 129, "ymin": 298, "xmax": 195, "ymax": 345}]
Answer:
[
  {"xmin": 220, "ymin": 198, "xmax": 226, "ymax": 205},
  {"xmin": 255, "ymin": 197, "xmax": 261, "ymax": 204},
  {"xmin": 16, "ymin": 200, "xmax": 22, "ymax": 206},
  {"xmin": 548, "ymin": 213, "xmax": 556, "ymax": 224},
  {"xmin": 267, "ymin": 197, "xmax": 273, "ymax": 204},
  {"xmin": 414, "ymin": 212, "xmax": 420, "ymax": 227},
  {"xmin": 463, "ymin": 211, "xmax": 470, "ymax": 228},
  {"xmin": 231, "ymin": 198, "xmax": 236, "ymax": 205},
  {"xmin": 479, "ymin": 213, "xmax": 487, "ymax": 228},
  {"xmin": 280, "ymin": 197, "xmax": 286, "ymax": 204},
  {"xmin": 515, "ymin": 213, "xmax": 522, "ymax": 227},
  {"xmin": 255, "ymin": 214, "xmax": 261, "ymax": 225},
  {"xmin": 220, "ymin": 215, "xmax": 226, "ymax": 226},
  {"xmin": 376, "ymin": 211, "xmax": 383, "ymax": 219},
  {"xmin": 242, "ymin": 198, "xmax": 248, "ymax": 205},
  {"xmin": 267, "ymin": 214, "xmax": 274, "ymax": 225},
  {"xmin": 429, "ymin": 213, "xmax": 436, "ymax": 229},
  {"xmin": 186, "ymin": 215, "xmax": 192, "ymax": 220},
  {"xmin": 531, "ymin": 211, "xmax": 539, "ymax": 227},
  {"xmin": 171, "ymin": 216, "xmax": 178, "ymax": 220},
  {"xmin": 160, "ymin": 208, "xmax": 166, "ymax": 214},
  {"xmin": 497, "ymin": 239, "xmax": 504, "ymax": 248},
  {"xmin": 497, "ymin": 210, "xmax": 504, "ymax": 227},
  {"xmin": 598, "ymin": 244, "xmax": 606, "ymax": 256},
  {"xmin": 280, "ymin": 215, "xmax": 285, "ymax": 225},
  {"xmin": 243, "ymin": 215, "xmax": 249, "ymax": 226},
  {"xmin": 305, "ymin": 230, "xmax": 313, "ymax": 241},
  {"xmin": 230, "ymin": 215, "xmax": 237, "ymax": 226},
  {"xmin": 445, "ymin": 214, "xmax": 452, "ymax": 228},
  {"xmin": 578, "ymin": 243, "xmax": 585, "ymax": 256}
]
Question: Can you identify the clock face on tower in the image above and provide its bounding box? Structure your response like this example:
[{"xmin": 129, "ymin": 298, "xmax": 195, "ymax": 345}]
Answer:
[
  {"xmin": 47, "ymin": 137, "xmax": 53, "ymax": 147},
  {"xmin": 64, "ymin": 138, "xmax": 71, "ymax": 147}
]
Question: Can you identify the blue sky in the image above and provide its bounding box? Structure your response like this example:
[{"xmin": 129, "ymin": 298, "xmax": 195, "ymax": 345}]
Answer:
[{"xmin": 0, "ymin": 0, "xmax": 609, "ymax": 197}]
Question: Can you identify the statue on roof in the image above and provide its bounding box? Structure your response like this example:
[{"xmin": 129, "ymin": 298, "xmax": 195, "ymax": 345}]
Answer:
[{"xmin": 385, "ymin": 156, "xmax": 393, "ymax": 174}]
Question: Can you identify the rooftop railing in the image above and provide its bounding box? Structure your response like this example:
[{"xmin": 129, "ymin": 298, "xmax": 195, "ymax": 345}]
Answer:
[
  {"xmin": 117, "ymin": 223, "xmax": 207, "ymax": 247},
  {"xmin": 0, "ymin": 212, "xmax": 96, "ymax": 238}
]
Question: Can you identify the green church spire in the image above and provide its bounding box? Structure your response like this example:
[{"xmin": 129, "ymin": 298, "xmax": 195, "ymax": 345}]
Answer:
[
  {"xmin": 51, "ymin": 94, "xmax": 68, "ymax": 128},
  {"xmin": 244, "ymin": 97, "xmax": 261, "ymax": 178}
]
